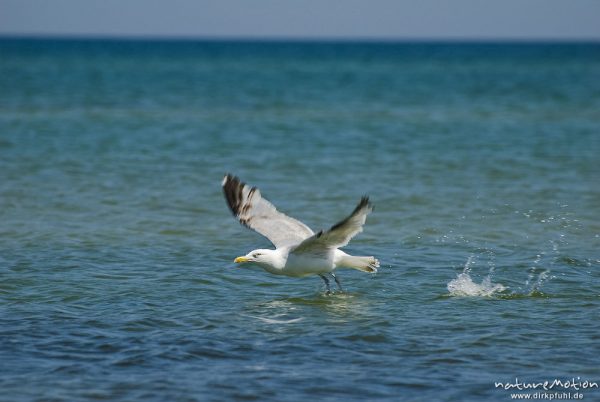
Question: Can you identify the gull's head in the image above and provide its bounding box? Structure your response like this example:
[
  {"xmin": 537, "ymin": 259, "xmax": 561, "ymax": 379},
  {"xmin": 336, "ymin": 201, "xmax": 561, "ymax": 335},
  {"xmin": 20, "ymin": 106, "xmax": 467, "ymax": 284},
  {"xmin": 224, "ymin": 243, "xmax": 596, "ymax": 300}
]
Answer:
[{"xmin": 234, "ymin": 249, "xmax": 280, "ymax": 270}]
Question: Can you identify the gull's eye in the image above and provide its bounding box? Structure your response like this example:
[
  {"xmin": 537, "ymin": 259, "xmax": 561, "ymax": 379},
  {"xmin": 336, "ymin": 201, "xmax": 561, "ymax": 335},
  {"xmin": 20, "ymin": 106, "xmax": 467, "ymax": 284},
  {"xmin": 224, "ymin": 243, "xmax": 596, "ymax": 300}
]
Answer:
[{"xmin": 253, "ymin": 253, "xmax": 261, "ymax": 258}]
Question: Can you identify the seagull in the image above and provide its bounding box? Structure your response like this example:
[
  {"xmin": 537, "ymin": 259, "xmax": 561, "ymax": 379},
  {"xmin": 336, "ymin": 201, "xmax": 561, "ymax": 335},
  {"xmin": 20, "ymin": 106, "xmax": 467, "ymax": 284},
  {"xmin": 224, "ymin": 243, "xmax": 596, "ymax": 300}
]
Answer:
[{"xmin": 222, "ymin": 174, "xmax": 379, "ymax": 293}]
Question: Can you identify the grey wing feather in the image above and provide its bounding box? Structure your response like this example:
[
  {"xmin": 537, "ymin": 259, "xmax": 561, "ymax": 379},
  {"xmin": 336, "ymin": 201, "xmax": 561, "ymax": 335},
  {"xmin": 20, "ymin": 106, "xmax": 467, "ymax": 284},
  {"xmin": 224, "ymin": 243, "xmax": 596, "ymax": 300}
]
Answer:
[
  {"xmin": 222, "ymin": 174, "xmax": 314, "ymax": 248},
  {"xmin": 292, "ymin": 197, "xmax": 373, "ymax": 254}
]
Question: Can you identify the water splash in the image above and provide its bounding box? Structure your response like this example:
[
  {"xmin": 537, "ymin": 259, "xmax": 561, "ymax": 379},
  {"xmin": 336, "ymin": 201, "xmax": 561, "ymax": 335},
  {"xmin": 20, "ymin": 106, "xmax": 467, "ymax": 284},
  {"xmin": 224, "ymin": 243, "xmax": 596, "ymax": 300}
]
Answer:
[
  {"xmin": 447, "ymin": 256, "xmax": 507, "ymax": 297},
  {"xmin": 523, "ymin": 267, "xmax": 552, "ymax": 296}
]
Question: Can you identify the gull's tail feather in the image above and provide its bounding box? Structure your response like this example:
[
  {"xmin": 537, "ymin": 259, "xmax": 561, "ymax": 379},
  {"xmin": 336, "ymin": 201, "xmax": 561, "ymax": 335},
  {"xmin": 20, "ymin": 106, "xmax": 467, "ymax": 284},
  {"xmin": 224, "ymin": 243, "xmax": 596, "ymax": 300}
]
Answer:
[{"xmin": 339, "ymin": 254, "xmax": 379, "ymax": 273}]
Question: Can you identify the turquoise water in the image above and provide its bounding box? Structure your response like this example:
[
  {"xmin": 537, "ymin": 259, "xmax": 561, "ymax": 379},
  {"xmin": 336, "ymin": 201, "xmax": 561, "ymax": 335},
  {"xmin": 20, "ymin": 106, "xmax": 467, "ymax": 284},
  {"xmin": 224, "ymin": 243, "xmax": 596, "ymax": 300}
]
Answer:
[{"xmin": 1, "ymin": 39, "xmax": 599, "ymax": 401}]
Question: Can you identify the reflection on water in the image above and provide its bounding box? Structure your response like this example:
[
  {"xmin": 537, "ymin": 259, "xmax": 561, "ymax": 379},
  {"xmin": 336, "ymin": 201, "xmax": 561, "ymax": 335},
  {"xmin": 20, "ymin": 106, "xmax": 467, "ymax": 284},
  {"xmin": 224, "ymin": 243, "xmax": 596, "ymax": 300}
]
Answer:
[{"xmin": 243, "ymin": 292, "xmax": 375, "ymax": 326}]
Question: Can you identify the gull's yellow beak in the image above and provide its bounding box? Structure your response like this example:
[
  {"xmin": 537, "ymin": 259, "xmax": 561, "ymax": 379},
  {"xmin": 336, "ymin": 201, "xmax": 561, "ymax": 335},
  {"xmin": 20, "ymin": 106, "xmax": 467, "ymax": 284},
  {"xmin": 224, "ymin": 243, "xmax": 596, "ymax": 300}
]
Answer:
[{"xmin": 234, "ymin": 256, "xmax": 250, "ymax": 263}]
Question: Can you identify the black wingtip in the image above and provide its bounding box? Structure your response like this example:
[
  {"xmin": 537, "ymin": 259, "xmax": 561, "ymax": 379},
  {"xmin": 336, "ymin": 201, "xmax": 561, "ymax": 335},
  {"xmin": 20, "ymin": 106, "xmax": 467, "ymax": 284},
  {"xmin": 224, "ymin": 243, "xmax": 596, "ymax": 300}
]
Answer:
[
  {"xmin": 356, "ymin": 195, "xmax": 373, "ymax": 212},
  {"xmin": 222, "ymin": 173, "xmax": 236, "ymax": 186},
  {"xmin": 222, "ymin": 173, "xmax": 245, "ymax": 217},
  {"xmin": 329, "ymin": 196, "xmax": 374, "ymax": 231}
]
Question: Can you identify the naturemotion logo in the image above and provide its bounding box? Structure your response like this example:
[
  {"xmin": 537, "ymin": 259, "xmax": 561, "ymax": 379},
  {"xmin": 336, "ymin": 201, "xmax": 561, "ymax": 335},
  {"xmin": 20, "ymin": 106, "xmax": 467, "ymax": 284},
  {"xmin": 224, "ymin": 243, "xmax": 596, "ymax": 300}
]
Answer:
[{"xmin": 494, "ymin": 377, "xmax": 598, "ymax": 400}]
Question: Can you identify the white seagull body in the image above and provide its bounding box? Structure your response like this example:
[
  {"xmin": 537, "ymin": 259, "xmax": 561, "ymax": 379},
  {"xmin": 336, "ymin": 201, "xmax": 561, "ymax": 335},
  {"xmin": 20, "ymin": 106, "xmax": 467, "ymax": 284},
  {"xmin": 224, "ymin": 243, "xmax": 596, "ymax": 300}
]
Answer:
[{"xmin": 222, "ymin": 174, "xmax": 379, "ymax": 292}]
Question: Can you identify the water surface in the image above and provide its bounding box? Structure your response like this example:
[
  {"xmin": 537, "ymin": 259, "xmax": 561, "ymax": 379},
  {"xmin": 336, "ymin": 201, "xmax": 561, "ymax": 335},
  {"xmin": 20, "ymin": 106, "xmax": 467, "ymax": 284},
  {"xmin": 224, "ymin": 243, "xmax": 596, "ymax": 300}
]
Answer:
[{"xmin": 1, "ymin": 39, "xmax": 599, "ymax": 401}]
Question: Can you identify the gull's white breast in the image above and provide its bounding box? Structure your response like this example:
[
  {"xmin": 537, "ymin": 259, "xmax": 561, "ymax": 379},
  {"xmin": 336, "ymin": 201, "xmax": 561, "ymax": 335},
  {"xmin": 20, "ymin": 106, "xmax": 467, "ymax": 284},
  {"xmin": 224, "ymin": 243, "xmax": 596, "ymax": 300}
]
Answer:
[{"xmin": 281, "ymin": 250, "xmax": 336, "ymax": 277}]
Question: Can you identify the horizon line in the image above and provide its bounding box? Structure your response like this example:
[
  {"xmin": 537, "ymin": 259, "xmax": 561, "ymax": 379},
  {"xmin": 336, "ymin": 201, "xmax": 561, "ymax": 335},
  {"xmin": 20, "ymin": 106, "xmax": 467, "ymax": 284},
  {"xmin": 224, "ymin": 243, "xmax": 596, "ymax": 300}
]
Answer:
[{"xmin": 1, "ymin": 33, "xmax": 599, "ymax": 44}]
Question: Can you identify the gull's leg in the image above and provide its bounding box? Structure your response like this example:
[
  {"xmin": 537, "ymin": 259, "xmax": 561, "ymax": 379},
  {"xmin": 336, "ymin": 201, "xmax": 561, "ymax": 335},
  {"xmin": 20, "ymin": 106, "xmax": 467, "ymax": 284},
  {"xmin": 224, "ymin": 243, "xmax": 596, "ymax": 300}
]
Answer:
[
  {"xmin": 319, "ymin": 274, "xmax": 331, "ymax": 294},
  {"xmin": 330, "ymin": 272, "xmax": 343, "ymax": 292}
]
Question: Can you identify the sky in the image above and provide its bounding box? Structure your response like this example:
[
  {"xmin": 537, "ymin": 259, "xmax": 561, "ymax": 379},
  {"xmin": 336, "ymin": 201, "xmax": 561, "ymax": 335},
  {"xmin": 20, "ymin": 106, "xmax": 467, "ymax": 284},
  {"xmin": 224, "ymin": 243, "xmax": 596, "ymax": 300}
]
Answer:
[{"xmin": 1, "ymin": 0, "xmax": 600, "ymax": 41}]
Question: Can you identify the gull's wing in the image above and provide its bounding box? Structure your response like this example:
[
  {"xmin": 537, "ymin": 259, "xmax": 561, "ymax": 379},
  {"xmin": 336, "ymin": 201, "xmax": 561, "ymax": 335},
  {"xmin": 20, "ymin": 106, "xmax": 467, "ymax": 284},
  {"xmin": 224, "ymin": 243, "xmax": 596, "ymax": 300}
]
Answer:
[
  {"xmin": 222, "ymin": 174, "xmax": 314, "ymax": 248},
  {"xmin": 291, "ymin": 197, "xmax": 372, "ymax": 254}
]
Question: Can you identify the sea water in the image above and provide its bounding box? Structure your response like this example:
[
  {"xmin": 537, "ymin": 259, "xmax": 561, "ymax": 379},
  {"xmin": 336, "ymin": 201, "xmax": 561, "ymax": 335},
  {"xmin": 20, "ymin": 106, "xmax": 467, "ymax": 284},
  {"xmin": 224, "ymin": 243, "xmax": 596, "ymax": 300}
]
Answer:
[{"xmin": 1, "ymin": 39, "xmax": 599, "ymax": 401}]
